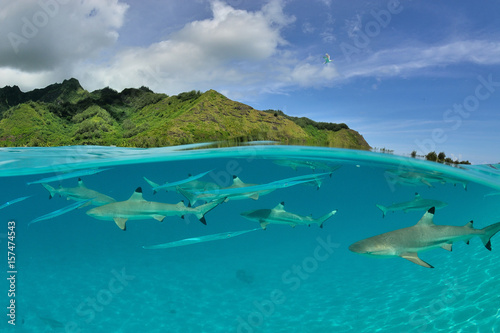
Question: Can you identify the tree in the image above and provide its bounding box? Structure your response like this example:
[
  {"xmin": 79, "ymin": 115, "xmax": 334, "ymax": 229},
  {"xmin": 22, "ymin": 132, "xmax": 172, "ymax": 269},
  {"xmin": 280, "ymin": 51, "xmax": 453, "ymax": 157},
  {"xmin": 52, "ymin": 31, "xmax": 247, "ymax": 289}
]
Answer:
[
  {"xmin": 425, "ymin": 151, "xmax": 438, "ymax": 162},
  {"xmin": 410, "ymin": 150, "xmax": 417, "ymax": 158},
  {"xmin": 438, "ymin": 152, "xmax": 446, "ymax": 162}
]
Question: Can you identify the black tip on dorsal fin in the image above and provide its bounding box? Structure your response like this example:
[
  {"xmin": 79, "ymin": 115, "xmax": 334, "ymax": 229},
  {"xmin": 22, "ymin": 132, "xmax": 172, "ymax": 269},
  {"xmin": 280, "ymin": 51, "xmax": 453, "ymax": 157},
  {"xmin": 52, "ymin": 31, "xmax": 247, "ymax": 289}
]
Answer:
[
  {"xmin": 428, "ymin": 207, "xmax": 435, "ymax": 214},
  {"xmin": 232, "ymin": 175, "xmax": 237, "ymax": 179},
  {"xmin": 281, "ymin": 201, "xmax": 285, "ymax": 206},
  {"xmin": 78, "ymin": 178, "xmax": 82, "ymax": 181},
  {"xmin": 135, "ymin": 187, "xmax": 142, "ymax": 193}
]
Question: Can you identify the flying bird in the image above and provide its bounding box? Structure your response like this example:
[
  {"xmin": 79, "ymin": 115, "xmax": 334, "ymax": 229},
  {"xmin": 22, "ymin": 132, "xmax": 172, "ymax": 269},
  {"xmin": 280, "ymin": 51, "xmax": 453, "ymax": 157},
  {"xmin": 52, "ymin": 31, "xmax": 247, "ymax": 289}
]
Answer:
[{"xmin": 323, "ymin": 53, "xmax": 332, "ymax": 64}]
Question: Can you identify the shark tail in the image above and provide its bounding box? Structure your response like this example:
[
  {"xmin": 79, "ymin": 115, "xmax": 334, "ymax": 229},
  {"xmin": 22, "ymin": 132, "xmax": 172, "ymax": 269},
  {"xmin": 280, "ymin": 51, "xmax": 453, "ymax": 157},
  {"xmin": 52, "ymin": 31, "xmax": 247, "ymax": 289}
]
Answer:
[
  {"xmin": 41, "ymin": 183, "xmax": 56, "ymax": 199},
  {"xmin": 143, "ymin": 177, "xmax": 160, "ymax": 194},
  {"xmin": 192, "ymin": 199, "xmax": 223, "ymax": 225},
  {"xmin": 375, "ymin": 204, "xmax": 387, "ymax": 218},
  {"xmin": 316, "ymin": 210, "xmax": 338, "ymax": 228},
  {"xmin": 479, "ymin": 221, "xmax": 500, "ymax": 250},
  {"xmin": 177, "ymin": 187, "xmax": 197, "ymax": 207}
]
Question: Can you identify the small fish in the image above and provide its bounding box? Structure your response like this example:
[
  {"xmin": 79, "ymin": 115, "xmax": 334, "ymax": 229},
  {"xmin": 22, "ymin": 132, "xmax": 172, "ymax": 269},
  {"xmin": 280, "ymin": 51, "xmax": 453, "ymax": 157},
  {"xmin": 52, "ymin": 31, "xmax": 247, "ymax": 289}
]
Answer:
[
  {"xmin": 26, "ymin": 168, "xmax": 111, "ymax": 185},
  {"xmin": 0, "ymin": 196, "xmax": 31, "ymax": 210},
  {"xmin": 29, "ymin": 199, "xmax": 93, "ymax": 226},
  {"xmin": 143, "ymin": 228, "xmax": 261, "ymax": 249},
  {"xmin": 145, "ymin": 169, "xmax": 213, "ymax": 193}
]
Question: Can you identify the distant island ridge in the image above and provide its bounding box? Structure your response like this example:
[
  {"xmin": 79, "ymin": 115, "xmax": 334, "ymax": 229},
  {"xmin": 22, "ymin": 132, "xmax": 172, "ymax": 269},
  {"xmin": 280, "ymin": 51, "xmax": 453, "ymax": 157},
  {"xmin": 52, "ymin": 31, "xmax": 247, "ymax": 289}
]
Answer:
[{"xmin": 0, "ymin": 78, "xmax": 370, "ymax": 149}]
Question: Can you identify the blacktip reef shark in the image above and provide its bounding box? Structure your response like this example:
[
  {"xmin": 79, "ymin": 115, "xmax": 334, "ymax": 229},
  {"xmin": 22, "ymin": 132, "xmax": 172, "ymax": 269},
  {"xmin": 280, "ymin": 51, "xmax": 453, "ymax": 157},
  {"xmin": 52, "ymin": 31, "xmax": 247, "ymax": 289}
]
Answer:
[
  {"xmin": 349, "ymin": 207, "xmax": 500, "ymax": 268},
  {"xmin": 29, "ymin": 199, "xmax": 93, "ymax": 226},
  {"xmin": 176, "ymin": 175, "xmax": 264, "ymax": 206},
  {"xmin": 41, "ymin": 178, "xmax": 116, "ymax": 207},
  {"xmin": 26, "ymin": 168, "xmax": 111, "ymax": 185},
  {"xmin": 180, "ymin": 173, "xmax": 330, "ymax": 206},
  {"xmin": 385, "ymin": 169, "xmax": 468, "ymax": 190},
  {"xmin": 241, "ymin": 202, "xmax": 337, "ymax": 229},
  {"xmin": 143, "ymin": 228, "xmax": 261, "ymax": 249},
  {"xmin": 86, "ymin": 187, "xmax": 222, "ymax": 230},
  {"xmin": 143, "ymin": 169, "xmax": 214, "ymax": 194},
  {"xmin": 376, "ymin": 193, "xmax": 447, "ymax": 218}
]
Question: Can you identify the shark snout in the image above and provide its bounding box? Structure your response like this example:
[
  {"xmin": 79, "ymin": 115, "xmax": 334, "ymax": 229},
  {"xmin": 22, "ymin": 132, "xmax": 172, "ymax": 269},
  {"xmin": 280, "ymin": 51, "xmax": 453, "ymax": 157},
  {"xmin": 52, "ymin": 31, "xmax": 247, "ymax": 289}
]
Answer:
[
  {"xmin": 240, "ymin": 211, "xmax": 254, "ymax": 219},
  {"xmin": 348, "ymin": 242, "xmax": 366, "ymax": 254}
]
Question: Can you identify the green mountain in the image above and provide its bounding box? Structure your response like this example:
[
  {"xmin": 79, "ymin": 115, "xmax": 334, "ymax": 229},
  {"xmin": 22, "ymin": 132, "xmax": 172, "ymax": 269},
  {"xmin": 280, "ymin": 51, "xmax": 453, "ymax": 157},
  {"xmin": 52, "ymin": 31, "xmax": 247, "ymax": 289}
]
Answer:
[{"xmin": 0, "ymin": 78, "xmax": 370, "ymax": 149}]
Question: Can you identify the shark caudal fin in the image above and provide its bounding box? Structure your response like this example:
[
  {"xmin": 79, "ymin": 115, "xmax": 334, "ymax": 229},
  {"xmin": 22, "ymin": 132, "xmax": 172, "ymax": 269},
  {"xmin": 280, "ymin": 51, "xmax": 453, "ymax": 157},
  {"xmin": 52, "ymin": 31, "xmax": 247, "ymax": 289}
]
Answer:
[
  {"xmin": 143, "ymin": 177, "xmax": 160, "ymax": 194},
  {"xmin": 192, "ymin": 199, "xmax": 223, "ymax": 225},
  {"xmin": 41, "ymin": 183, "xmax": 56, "ymax": 199},
  {"xmin": 315, "ymin": 210, "xmax": 338, "ymax": 228},
  {"xmin": 479, "ymin": 221, "xmax": 500, "ymax": 250},
  {"xmin": 375, "ymin": 204, "xmax": 388, "ymax": 218}
]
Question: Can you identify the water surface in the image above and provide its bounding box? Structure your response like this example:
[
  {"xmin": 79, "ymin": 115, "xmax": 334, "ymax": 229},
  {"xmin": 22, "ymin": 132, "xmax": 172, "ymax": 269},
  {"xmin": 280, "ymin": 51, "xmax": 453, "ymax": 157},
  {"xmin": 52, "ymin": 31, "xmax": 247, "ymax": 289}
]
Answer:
[{"xmin": 1, "ymin": 144, "xmax": 499, "ymax": 332}]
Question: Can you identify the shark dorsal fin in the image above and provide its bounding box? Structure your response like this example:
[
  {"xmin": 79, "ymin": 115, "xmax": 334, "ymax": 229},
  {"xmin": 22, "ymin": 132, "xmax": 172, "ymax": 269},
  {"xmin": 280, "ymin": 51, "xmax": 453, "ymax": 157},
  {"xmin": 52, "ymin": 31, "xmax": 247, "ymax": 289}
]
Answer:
[
  {"xmin": 77, "ymin": 178, "xmax": 86, "ymax": 188},
  {"xmin": 274, "ymin": 202, "xmax": 285, "ymax": 211},
  {"xmin": 414, "ymin": 192, "xmax": 421, "ymax": 199},
  {"xmin": 416, "ymin": 207, "xmax": 436, "ymax": 226},
  {"xmin": 128, "ymin": 187, "xmax": 145, "ymax": 201},
  {"xmin": 232, "ymin": 176, "xmax": 245, "ymax": 187}
]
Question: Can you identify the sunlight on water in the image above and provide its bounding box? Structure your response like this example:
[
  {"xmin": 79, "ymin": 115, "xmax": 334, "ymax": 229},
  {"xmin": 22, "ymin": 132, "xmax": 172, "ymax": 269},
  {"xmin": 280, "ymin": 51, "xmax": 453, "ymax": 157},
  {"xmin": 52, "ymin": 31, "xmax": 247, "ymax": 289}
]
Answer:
[{"xmin": 1, "ymin": 144, "xmax": 499, "ymax": 332}]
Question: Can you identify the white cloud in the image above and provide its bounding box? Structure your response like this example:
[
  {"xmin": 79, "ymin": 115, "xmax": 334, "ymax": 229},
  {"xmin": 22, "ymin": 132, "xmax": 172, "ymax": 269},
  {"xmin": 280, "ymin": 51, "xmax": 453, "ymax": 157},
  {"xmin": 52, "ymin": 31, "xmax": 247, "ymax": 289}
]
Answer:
[
  {"xmin": 342, "ymin": 40, "xmax": 500, "ymax": 80},
  {"xmin": 290, "ymin": 62, "xmax": 338, "ymax": 87},
  {"xmin": 0, "ymin": 0, "xmax": 128, "ymax": 72},
  {"xmin": 302, "ymin": 22, "xmax": 315, "ymax": 34},
  {"xmin": 3, "ymin": 0, "xmax": 497, "ymax": 99},
  {"xmin": 76, "ymin": 0, "xmax": 302, "ymax": 94}
]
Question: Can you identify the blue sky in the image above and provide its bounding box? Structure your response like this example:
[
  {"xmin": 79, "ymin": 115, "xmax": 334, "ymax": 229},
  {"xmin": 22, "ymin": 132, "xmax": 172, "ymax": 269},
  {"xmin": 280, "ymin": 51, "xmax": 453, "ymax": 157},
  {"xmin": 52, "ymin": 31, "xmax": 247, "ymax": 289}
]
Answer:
[{"xmin": 1, "ymin": 0, "xmax": 499, "ymax": 163}]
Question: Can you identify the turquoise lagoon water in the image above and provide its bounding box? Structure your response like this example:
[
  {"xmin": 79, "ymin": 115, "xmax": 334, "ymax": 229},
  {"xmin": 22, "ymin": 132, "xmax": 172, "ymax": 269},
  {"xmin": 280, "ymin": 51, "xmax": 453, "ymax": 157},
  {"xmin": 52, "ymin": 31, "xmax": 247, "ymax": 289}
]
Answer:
[{"xmin": 1, "ymin": 144, "xmax": 500, "ymax": 333}]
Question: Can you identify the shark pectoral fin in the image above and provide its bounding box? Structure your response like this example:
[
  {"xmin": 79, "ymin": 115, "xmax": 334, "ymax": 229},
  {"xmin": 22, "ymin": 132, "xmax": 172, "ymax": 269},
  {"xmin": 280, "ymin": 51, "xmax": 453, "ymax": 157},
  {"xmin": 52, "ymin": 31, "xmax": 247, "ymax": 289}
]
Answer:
[
  {"xmin": 421, "ymin": 179, "xmax": 433, "ymax": 187},
  {"xmin": 78, "ymin": 201, "xmax": 92, "ymax": 208},
  {"xmin": 440, "ymin": 243, "xmax": 453, "ymax": 251},
  {"xmin": 400, "ymin": 252, "xmax": 434, "ymax": 268},
  {"xmin": 153, "ymin": 215, "xmax": 165, "ymax": 222},
  {"xmin": 249, "ymin": 193, "xmax": 259, "ymax": 200},
  {"xmin": 375, "ymin": 204, "xmax": 387, "ymax": 218},
  {"xmin": 199, "ymin": 216, "xmax": 207, "ymax": 225},
  {"xmin": 259, "ymin": 221, "xmax": 268, "ymax": 230},
  {"xmin": 113, "ymin": 217, "xmax": 128, "ymax": 231}
]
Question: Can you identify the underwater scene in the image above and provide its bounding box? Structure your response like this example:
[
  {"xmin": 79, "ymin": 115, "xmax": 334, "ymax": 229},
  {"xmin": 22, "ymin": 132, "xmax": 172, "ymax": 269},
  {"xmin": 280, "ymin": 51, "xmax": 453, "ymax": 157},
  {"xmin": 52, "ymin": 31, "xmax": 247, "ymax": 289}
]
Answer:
[{"xmin": 1, "ymin": 144, "xmax": 500, "ymax": 333}]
